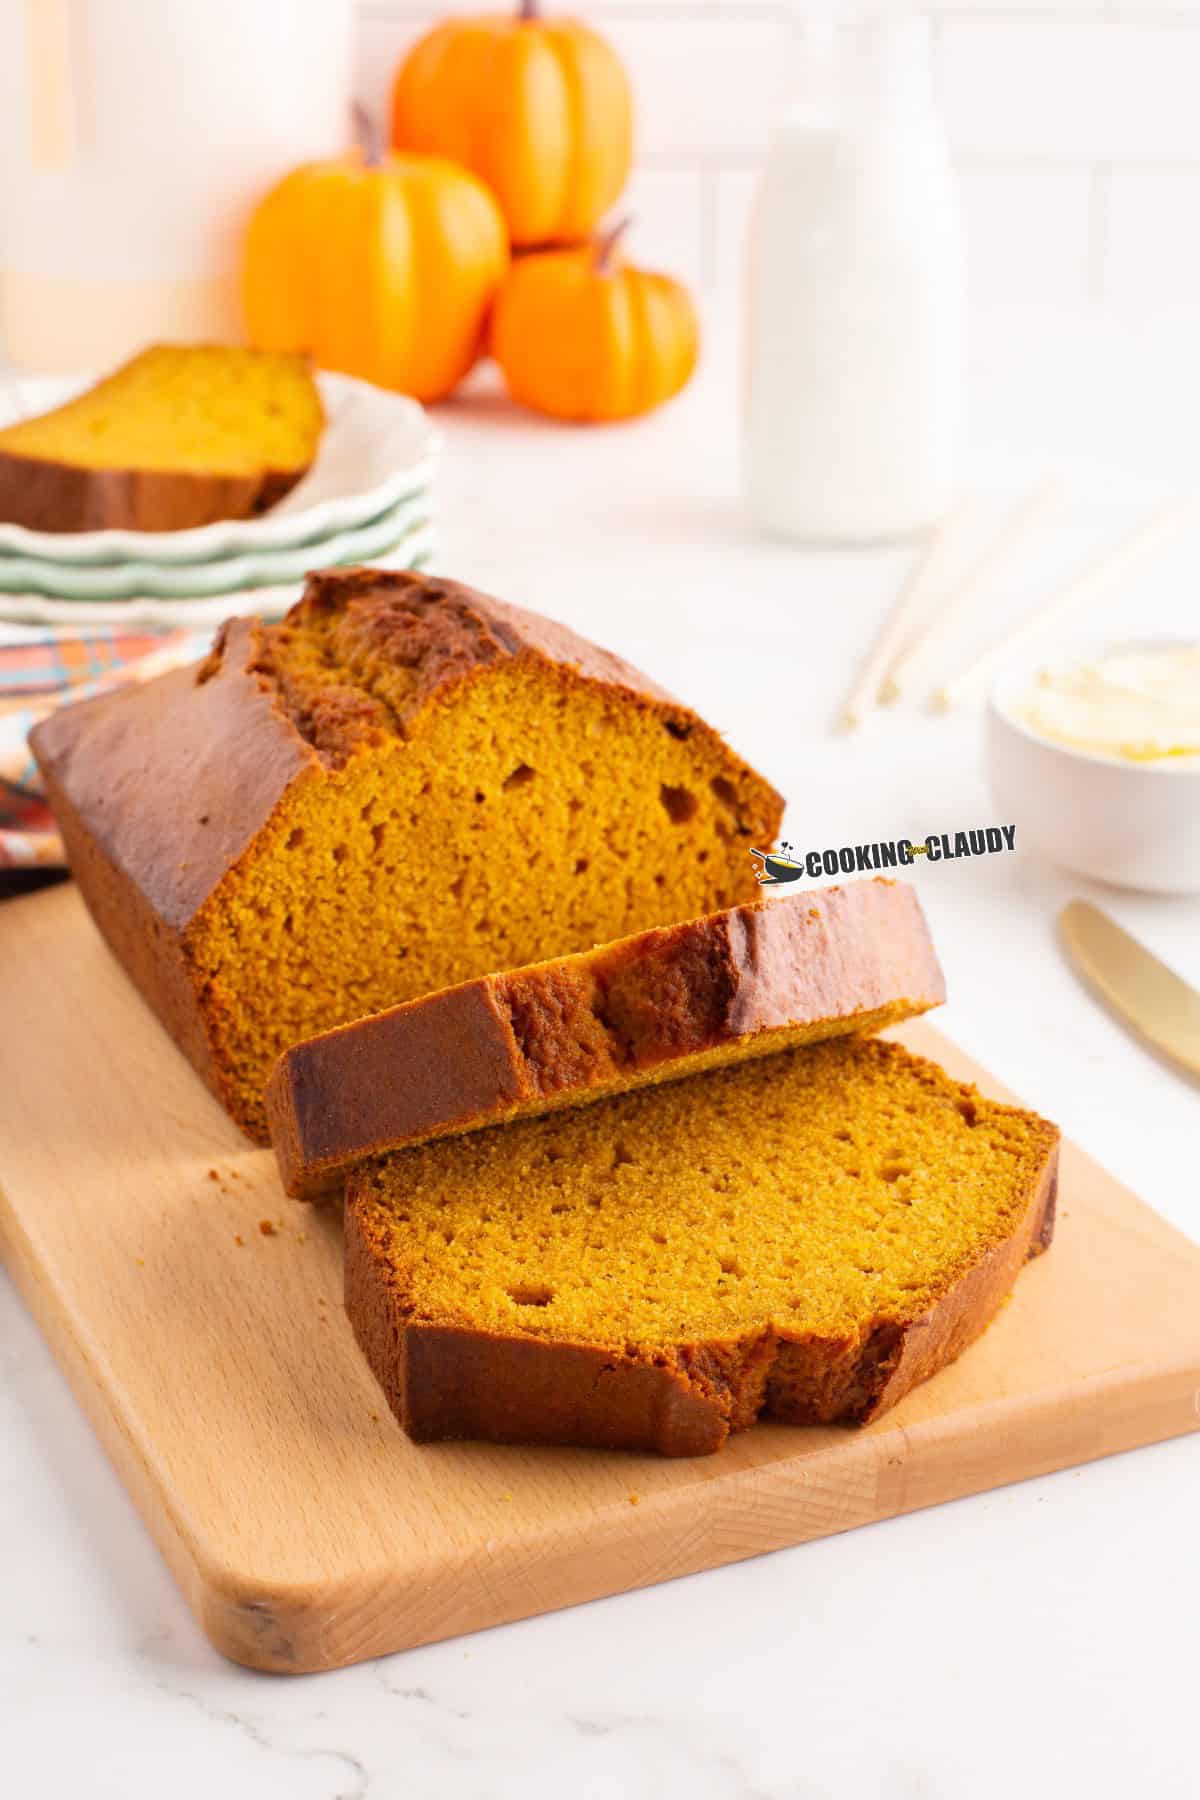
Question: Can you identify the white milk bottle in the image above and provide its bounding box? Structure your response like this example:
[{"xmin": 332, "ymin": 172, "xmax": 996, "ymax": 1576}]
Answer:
[{"xmin": 744, "ymin": 9, "xmax": 966, "ymax": 543}]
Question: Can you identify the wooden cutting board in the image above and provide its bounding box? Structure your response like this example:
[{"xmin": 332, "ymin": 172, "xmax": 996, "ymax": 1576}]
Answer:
[{"xmin": 3, "ymin": 884, "xmax": 1200, "ymax": 1675}]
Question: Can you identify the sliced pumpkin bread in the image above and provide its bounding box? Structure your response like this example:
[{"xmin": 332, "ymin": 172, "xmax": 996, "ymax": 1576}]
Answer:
[
  {"xmin": 31, "ymin": 567, "xmax": 782, "ymax": 1140},
  {"xmin": 267, "ymin": 878, "xmax": 945, "ymax": 1198},
  {"xmin": 345, "ymin": 1036, "xmax": 1059, "ymax": 1457},
  {"xmin": 0, "ymin": 344, "xmax": 323, "ymax": 533}
]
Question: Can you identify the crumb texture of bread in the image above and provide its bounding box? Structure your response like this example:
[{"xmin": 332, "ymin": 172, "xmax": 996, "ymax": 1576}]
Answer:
[
  {"xmin": 0, "ymin": 345, "xmax": 323, "ymax": 532},
  {"xmin": 267, "ymin": 879, "xmax": 946, "ymax": 1198},
  {"xmin": 31, "ymin": 568, "xmax": 783, "ymax": 1139},
  {"xmin": 345, "ymin": 1037, "xmax": 1059, "ymax": 1457}
]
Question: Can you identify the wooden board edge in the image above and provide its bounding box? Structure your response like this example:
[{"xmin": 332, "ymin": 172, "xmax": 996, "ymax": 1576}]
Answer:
[
  {"xmin": 7, "ymin": 1120, "xmax": 1200, "ymax": 1675},
  {"xmin": 0, "ymin": 1179, "xmax": 211, "ymax": 1634},
  {"xmin": 200, "ymin": 1357, "xmax": 1200, "ymax": 1673}
]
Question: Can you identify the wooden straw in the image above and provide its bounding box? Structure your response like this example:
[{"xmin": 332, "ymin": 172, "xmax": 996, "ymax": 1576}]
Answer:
[
  {"xmin": 883, "ymin": 475, "xmax": 1064, "ymax": 700},
  {"xmin": 934, "ymin": 491, "xmax": 1200, "ymax": 711},
  {"xmin": 839, "ymin": 498, "xmax": 975, "ymax": 730},
  {"xmin": 25, "ymin": 0, "xmax": 75, "ymax": 170}
]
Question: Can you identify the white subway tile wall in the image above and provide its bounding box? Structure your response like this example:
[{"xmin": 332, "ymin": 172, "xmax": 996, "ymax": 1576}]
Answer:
[{"xmin": 357, "ymin": 2, "xmax": 1200, "ymax": 304}]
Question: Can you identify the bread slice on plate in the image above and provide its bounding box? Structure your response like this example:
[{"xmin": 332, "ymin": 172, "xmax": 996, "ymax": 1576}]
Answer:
[
  {"xmin": 345, "ymin": 1037, "xmax": 1059, "ymax": 1457},
  {"xmin": 267, "ymin": 878, "xmax": 945, "ymax": 1198},
  {"xmin": 31, "ymin": 567, "xmax": 782, "ymax": 1141},
  {"xmin": 0, "ymin": 345, "xmax": 323, "ymax": 533}
]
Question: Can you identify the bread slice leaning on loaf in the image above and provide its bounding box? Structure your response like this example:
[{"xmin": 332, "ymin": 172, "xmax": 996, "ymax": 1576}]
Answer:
[
  {"xmin": 345, "ymin": 1037, "xmax": 1059, "ymax": 1457},
  {"xmin": 267, "ymin": 879, "xmax": 946, "ymax": 1198},
  {"xmin": 31, "ymin": 567, "xmax": 783, "ymax": 1141}
]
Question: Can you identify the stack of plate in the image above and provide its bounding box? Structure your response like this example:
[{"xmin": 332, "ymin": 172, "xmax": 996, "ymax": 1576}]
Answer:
[{"xmin": 0, "ymin": 371, "xmax": 440, "ymax": 628}]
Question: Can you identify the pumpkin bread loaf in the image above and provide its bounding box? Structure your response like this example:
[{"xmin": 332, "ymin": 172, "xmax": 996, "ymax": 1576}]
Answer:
[
  {"xmin": 31, "ymin": 567, "xmax": 782, "ymax": 1141},
  {"xmin": 0, "ymin": 345, "xmax": 323, "ymax": 533},
  {"xmin": 267, "ymin": 879, "xmax": 945, "ymax": 1199},
  {"xmin": 346, "ymin": 1037, "xmax": 1059, "ymax": 1457}
]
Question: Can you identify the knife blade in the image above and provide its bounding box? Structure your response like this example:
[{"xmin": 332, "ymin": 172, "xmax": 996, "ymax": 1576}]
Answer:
[{"xmin": 1058, "ymin": 900, "xmax": 1200, "ymax": 1080}]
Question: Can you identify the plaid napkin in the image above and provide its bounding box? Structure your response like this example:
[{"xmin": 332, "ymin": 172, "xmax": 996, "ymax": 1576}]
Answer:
[{"xmin": 0, "ymin": 627, "xmax": 212, "ymax": 868}]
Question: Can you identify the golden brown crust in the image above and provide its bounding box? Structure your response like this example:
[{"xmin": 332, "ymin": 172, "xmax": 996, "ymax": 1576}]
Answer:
[
  {"xmin": 32, "ymin": 620, "xmax": 318, "ymax": 932},
  {"xmin": 0, "ymin": 451, "xmax": 307, "ymax": 533},
  {"xmin": 250, "ymin": 566, "xmax": 685, "ymax": 766},
  {"xmin": 30, "ymin": 567, "xmax": 784, "ymax": 1134},
  {"xmin": 268, "ymin": 980, "xmax": 523, "ymax": 1199},
  {"xmin": 343, "ymin": 1126, "xmax": 1059, "ymax": 1459},
  {"xmin": 267, "ymin": 880, "xmax": 946, "ymax": 1199},
  {"xmin": 34, "ymin": 743, "xmax": 233, "ymax": 1104}
]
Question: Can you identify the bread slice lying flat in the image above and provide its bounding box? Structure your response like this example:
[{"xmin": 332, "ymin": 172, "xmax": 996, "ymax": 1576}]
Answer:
[
  {"xmin": 267, "ymin": 879, "xmax": 945, "ymax": 1199},
  {"xmin": 345, "ymin": 1036, "xmax": 1059, "ymax": 1458},
  {"xmin": 0, "ymin": 344, "xmax": 323, "ymax": 533}
]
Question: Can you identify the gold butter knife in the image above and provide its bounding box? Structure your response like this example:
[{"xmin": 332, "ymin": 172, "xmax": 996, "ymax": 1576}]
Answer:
[{"xmin": 1059, "ymin": 901, "xmax": 1200, "ymax": 1080}]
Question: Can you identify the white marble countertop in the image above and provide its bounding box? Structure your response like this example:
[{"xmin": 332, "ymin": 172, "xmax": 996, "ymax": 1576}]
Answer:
[{"xmin": 3, "ymin": 305, "xmax": 1198, "ymax": 1798}]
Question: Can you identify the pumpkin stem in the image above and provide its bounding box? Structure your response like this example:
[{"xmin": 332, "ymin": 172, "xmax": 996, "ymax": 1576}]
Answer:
[
  {"xmin": 353, "ymin": 101, "xmax": 384, "ymax": 169},
  {"xmin": 517, "ymin": 0, "xmax": 541, "ymax": 18},
  {"xmin": 594, "ymin": 216, "xmax": 631, "ymax": 275}
]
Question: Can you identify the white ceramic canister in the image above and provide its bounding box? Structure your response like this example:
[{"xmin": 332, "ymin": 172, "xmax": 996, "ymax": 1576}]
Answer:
[
  {"xmin": 744, "ymin": 8, "xmax": 966, "ymax": 543},
  {"xmin": 0, "ymin": 0, "xmax": 353, "ymax": 371}
]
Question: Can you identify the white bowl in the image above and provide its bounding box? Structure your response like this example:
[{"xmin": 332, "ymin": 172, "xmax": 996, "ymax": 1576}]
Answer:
[{"xmin": 987, "ymin": 636, "xmax": 1200, "ymax": 896}]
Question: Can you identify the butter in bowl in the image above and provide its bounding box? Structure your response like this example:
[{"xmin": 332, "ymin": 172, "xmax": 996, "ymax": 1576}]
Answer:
[{"xmin": 987, "ymin": 639, "xmax": 1200, "ymax": 895}]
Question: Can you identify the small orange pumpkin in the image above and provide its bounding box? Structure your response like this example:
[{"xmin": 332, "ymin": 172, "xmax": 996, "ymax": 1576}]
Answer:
[
  {"xmin": 391, "ymin": 2, "xmax": 632, "ymax": 249},
  {"xmin": 490, "ymin": 221, "xmax": 699, "ymax": 422},
  {"xmin": 243, "ymin": 111, "xmax": 508, "ymax": 403}
]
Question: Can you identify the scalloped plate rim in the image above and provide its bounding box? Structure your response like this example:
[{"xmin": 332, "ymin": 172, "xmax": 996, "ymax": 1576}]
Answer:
[
  {"xmin": 0, "ymin": 530, "xmax": 437, "ymax": 628},
  {"xmin": 0, "ymin": 490, "xmax": 430, "ymax": 599}
]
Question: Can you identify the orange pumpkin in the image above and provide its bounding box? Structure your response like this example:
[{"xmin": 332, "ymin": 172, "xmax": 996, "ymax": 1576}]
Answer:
[
  {"xmin": 490, "ymin": 221, "xmax": 699, "ymax": 422},
  {"xmin": 243, "ymin": 113, "xmax": 508, "ymax": 403},
  {"xmin": 391, "ymin": 2, "xmax": 632, "ymax": 249}
]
